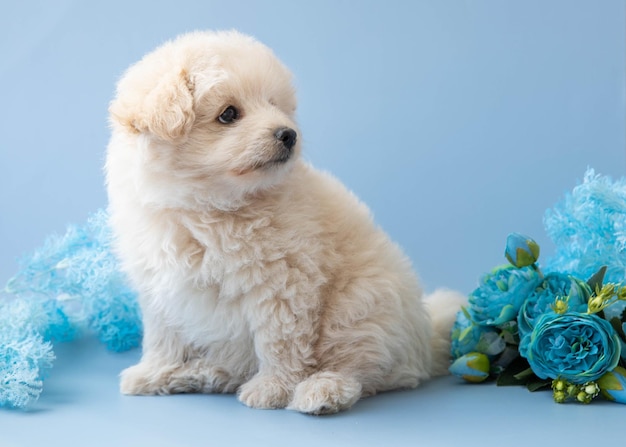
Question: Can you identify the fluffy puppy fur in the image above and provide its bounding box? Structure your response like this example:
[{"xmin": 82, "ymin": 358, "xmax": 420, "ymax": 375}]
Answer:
[{"xmin": 106, "ymin": 30, "xmax": 465, "ymax": 415}]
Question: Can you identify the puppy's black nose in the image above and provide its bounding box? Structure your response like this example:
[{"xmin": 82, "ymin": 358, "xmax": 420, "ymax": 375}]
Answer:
[{"xmin": 274, "ymin": 127, "xmax": 297, "ymax": 150}]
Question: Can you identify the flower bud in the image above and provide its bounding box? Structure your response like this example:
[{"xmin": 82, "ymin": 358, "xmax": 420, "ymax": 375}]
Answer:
[
  {"xmin": 449, "ymin": 352, "xmax": 490, "ymax": 383},
  {"xmin": 553, "ymin": 391, "xmax": 566, "ymax": 403},
  {"xmin": 576, "ymin": 391, "xmax": 592, "ymax": 404},
  {"xmin": 583, "ymin": 382, "xmax": 600, "ymax": 397},
  {"xmin": 598, "ymin": 366, "xmax": 626, "ymax": 404},
  {"xmin": 505, "ymin": 233, "xmax": 540, "ymax": 268},
  {"xmin": 587, "ymin": 296, "xmax": 605, "ymax": 314},
  {"xmin": 552, "ymin": 379, "xmax": 566, "ymax": 391}
]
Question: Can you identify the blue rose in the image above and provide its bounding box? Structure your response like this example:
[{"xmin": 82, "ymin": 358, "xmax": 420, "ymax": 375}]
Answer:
[
  {"xmin": 505, "ymin": 233, "xmax": 540, "ymax": 268},
  {"xmin": 517, "ymin": 273, "xmax": 591, "ymax": 339},
  {"xmin": 519, "ymin": 312, "xmax": 621, "ymax": 384},
  {"xmin": 450, "ymin": 309, "xmax": 505, "ymax": 358},
  {"xmin": 468, "ymin": 264, "xmax": 543, "ymax": 326}
]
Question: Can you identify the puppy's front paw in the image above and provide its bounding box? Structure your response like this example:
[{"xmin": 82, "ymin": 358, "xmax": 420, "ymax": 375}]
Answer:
[
  {"xmin": 120, "ymin": 362, "xmax": 165, "ymax": 395},
  {"xmin": 238, "ymin": 375, "xmax": 291, "ymax": 409},
  {"xmin": 288, "ymin": 371, "xmax": 362, "ymax": 415}
]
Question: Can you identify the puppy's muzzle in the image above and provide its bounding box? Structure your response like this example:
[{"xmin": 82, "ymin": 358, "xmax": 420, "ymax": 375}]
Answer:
[{"xmin": 273, "ymin": 127, "xmax": 297, "ymax": 163}]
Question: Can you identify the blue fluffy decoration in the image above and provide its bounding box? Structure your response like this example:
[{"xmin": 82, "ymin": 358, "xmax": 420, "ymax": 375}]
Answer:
[
  {"xmin": 544, "ymin": 168, "xmax": 626, "ymax": 284},
  {"xmin": 1, "ymin": 210, "xmax": 141, "ymax": 409},
  {"xmin": 0, "ymin": 300, "xmax": 55, "ymax": 408}
]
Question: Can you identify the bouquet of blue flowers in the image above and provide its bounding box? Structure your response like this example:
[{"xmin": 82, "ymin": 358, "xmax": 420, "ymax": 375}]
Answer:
[{"xmin": 450, "ymin": 232, "xmax": 626, "ymax": 404}]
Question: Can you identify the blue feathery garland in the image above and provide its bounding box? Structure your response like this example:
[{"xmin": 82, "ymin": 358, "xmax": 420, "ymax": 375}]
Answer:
[
  {"xmin": 0, "ymin": 210, "xmax": 141, "ymax": 409},
  {"xmin": 544, "ymin": 168, "xmax": 626, "ymax": 284},
  {"xmin": 1, "ymin": 168, "xmax": 625, "ymax": 409}
]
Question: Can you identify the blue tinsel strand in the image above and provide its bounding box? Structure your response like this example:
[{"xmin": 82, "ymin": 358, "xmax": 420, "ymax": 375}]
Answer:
[
  {"xmin": 0, "ymin": 300, "xmax": 55, "ymax": 408},
  {"xmin": 1, "ymin": 210, "xmax": 141, "ymax": 409},
  {"xmin": 544, "ymin": 168, "xmax": 626, "ymax": 284}
]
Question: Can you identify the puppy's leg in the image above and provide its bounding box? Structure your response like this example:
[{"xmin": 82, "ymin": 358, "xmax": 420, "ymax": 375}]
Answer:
[
  {"xmin": 120, "ymin": 357, "xmax": 240, "ymax": 395},
  {"xmin": 120, "ymin": 313, "xmax": 243, "ymax": 395},
  {"xmin": 237, "ymin": 270, "xmax": 321, "ymax": 409},
  {"xmin": 120, "ymin": 313, "xmax": 184, "ymax": 395},
  {"xmin": 288, "ymin": 371, "xmax": 362, "ymax": 415}
]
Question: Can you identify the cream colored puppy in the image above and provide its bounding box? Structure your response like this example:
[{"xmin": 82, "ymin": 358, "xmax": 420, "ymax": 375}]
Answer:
[{"xmin": 106, "ymin": 30, "xmax": 464, "ymax": 415}]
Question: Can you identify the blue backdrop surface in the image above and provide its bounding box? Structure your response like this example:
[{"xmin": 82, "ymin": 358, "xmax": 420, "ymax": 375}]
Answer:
[
  {"xmin": 1, "ymin": 1, "xmax": 625, "ymax": 445},
  {"xmin": 1, "ymin": 0, "xmax": 624, "ymax": 294}
]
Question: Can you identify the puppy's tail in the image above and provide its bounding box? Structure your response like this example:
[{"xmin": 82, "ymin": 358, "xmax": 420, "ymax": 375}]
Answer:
[{"xmin": 424, "ymin": 288, "xmax": 467, "ymax": 377}]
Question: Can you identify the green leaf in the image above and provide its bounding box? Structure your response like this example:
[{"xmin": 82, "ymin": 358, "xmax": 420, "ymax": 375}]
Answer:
[
  {"xmin": 513, "ymin": 368, "xmax": 535, "ymax": 381},
  {"xmin": 496, "ymin": 356, "xmax": 533, "ymax": 387},
  {"xmin": 458, "ymin": 326, "xmax": 473, "ymax": 342},
  {"xmin": 526, "ymin": 380, "xmax": 551, "ymax": 392},
  {"xmin": 587, "ymin": 266, "xmax": 608, "ymax": 293},
  {"xmin": 461, "ymin": 306, "xmax": 473, "ymax": 321},
  {"xmin": 610, "ymin": 317, "xmax": 626, "ymax": 341}
]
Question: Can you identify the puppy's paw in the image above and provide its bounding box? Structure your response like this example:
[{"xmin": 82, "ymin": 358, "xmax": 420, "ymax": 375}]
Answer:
[
  {"xmin": 121, "ymin": 360, "xmax": 242, "ymax": 395},
  {"xmin": 120, "ymin": 362, "xmax": 170, "ymax": 395},
  {"xmin": 237, "ymin": 375, "xmax": 291, "ymax": 409},
  {"xmin": 168, "ymin": 364, "xmax": 241, "ymax": 394},
  {"xmin": 288, "ymin": 371, "xmax": 362, "ymax": 415}
]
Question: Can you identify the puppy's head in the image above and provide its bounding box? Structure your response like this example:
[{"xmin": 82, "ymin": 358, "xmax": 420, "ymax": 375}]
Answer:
[{"xmin": 108, "ymin": 31, "xmax": 300, "ymax": 210}]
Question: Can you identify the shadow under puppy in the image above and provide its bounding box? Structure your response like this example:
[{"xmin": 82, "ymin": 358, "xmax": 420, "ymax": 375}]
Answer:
[{"xmin": 106, "ymin": 30, "xmax": 465, "ymax": 415}]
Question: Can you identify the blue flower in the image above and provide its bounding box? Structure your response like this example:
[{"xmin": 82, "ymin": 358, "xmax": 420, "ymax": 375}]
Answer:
[
  {"xmin": 520, "ymin": 312, "xmax": 621, "ymax": 384},
  {"xmin": 468, "ymin": 264, "xmax": 543, "ymax": 326},
  {"xmin": 505, "ymin": 233, "xmax": 540, "ymax": 268},
  {"xmin": 517, "ymin": 273, "xmax": 591, "ymax": 339},
  {"xmin": 449, "ymin": 352, "xmax": 490, "ymax": 383},
  {"xmin": 450, "ymin": 309, "xmax": 505, "ymax": 358}
]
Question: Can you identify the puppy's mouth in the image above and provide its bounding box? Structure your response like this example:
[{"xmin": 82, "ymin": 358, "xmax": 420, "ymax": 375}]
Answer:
[
  {"xmin": 266, "ymin": 145, "xmax": 294, "ymax": 165},
  {"xmin": 232, "ymin": 127, "xmax": 298, "ymax": 176},
  {"xmin": 234, "ymin": 145, "xmax": 294, "ymax": 176}
]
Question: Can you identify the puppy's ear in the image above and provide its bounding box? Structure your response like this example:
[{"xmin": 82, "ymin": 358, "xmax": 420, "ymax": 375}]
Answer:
[{"xmin": 110, "ymin": 68, "xmax": 195, "ymax": 142}]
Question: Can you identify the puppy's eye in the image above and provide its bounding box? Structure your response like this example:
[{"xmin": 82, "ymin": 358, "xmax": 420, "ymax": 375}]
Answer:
[{"xmin": 218, "ymin": 106, "xmax": 239, "ymax": 124}]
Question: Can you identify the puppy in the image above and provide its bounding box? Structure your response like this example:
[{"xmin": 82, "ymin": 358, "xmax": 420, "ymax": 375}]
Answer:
[{"xmin": 105, "ymin": 30, "xmax": 464, "ymax": 414}]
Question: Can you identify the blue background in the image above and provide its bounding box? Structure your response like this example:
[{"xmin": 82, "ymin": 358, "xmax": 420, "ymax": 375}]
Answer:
[
  {"xmin": 2, "ymin": 0, "xmax": 624, "ymax": 294},
  {"xmin": 1, "ymin": 1, "xmax": 625, "ymax": 446}
]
